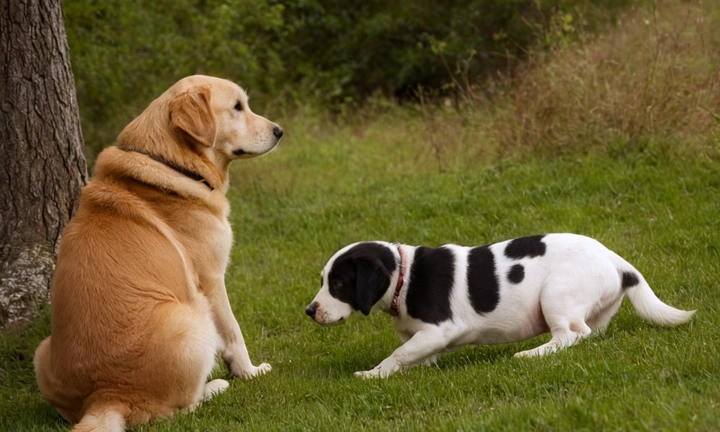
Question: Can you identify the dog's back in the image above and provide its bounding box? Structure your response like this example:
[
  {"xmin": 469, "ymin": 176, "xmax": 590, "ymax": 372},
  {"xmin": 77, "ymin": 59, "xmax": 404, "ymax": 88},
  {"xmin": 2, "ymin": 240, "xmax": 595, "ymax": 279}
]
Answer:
[{"xmin": 33, "ymin": 170, "xmax": 222, "ymax": 428}]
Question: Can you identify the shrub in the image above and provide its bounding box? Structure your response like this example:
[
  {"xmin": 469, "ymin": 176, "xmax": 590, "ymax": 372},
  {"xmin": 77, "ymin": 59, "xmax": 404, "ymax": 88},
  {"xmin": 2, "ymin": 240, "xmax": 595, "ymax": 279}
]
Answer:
[{"xmin": 63, "ymin": 0, "xmax": 634, "ymax": 161}]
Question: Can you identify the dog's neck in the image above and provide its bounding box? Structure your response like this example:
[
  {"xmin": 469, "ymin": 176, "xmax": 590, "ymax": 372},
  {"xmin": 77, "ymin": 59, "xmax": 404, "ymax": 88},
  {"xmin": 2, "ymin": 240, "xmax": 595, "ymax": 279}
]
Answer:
[
  {"xmin": 379, "ymin": 244, "xmax": 424, "ymax": 317},
  {"xmin": 122, "ymin": 148, "xmax": 215, "ymax": 191},
  {"xmin": 388, "ymin": 245, "xmax": 407, "ymax": 316}
]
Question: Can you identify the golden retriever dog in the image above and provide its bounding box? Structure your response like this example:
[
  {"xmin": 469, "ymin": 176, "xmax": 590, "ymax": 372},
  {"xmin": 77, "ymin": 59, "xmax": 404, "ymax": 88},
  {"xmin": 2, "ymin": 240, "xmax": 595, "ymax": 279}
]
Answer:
[{"xmin": 34, "ymin": 75, "xmax": 282, "ymax": 431}]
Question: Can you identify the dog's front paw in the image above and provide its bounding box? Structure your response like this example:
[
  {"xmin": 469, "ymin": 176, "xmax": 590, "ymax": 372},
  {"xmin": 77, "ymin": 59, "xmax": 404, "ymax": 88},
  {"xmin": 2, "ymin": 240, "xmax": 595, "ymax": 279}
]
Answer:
[
  {"xmin": 354, "ymin": 369, "xmax": 382, "ymax": 379},
  {"xmin": 354, "ymin": 361, "xmax": 399, "ymax": 379},
  {"xmin": 232, "ymin": 362, "xmax": 272, "ymax": 380},
  {"xmin": 243, "ymin": 362, "xmax": 272, "ymax": 379}
]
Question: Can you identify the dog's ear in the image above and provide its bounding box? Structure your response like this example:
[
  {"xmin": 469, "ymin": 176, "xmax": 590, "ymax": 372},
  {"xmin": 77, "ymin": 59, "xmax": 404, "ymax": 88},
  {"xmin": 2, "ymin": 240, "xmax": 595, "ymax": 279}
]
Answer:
[
  {"xmin": 355, "ymin": 257, "xmax": 391, "ymax": 316},
  {"xmin": 170, "ymin": 86, "xmax": 217, "ymax": 148}
]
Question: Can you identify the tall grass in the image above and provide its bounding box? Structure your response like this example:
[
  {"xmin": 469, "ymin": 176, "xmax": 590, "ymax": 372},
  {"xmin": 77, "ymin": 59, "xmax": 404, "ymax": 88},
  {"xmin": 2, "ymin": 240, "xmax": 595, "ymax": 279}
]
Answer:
[{"xmin": 413, "ymin": 0, "xmax": 720, "ymax": 163}]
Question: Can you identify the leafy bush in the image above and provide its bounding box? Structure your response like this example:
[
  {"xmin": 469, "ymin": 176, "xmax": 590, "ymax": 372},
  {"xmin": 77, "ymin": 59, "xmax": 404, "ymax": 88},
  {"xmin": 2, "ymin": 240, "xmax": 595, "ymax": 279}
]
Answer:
[
  {"xmin": 274, "ymin": 0, "xmax": 633, "ymax": 102},
  {"xmin": 63, "ymin": 0, "xmax": 633, "ymax": 160}
]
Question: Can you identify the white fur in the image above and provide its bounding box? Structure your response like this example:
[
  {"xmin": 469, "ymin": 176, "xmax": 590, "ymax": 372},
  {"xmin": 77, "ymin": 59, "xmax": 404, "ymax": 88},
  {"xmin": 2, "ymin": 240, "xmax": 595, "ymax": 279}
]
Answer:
[{"xmin": 308, "ymin": 234, "xmax": 695, "ymax": 378}]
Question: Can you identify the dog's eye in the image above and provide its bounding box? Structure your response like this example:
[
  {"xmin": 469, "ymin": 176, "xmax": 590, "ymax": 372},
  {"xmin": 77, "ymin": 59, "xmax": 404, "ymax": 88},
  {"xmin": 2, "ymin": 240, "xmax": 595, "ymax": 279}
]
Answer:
[
  {"xmin": 330, "ymin": 280, "xmax": 343, "ymax": 291},
  {"xmin": 234, "ymin": 102, "xmax": 243, "ymax": 111}
]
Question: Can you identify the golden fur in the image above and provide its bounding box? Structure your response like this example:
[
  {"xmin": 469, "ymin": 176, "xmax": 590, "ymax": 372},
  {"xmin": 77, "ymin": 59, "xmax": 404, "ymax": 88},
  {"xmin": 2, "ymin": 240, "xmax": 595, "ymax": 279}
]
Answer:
[{"xmin": 34, "ymin": 75, "xmax": 282, "ymax": 431}]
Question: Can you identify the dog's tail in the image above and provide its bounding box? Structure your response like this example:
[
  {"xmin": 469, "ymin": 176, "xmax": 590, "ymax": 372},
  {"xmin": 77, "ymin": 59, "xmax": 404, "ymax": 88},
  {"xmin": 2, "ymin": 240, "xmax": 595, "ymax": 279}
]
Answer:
[
  {"xmin": 611, "ymin": 254, "xmax": 696, "ymax": 326},
  {"xmin": 72, "ymin": 404, "xmax": 127, "ymax": 432}
]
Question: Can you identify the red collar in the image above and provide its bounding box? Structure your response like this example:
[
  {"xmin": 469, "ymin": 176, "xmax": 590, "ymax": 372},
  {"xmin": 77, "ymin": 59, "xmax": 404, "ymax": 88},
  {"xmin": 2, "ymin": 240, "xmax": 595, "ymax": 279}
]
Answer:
[{"xmin": 389, "ymin": 245, "xmax": 406, "ymax": 317}]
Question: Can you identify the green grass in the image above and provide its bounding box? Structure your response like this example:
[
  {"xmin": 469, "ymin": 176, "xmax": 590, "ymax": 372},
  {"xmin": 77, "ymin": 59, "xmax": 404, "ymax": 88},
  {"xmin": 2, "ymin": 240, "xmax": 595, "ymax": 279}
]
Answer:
[{"xmin": 2, "ymin": 112, "xmax": 719, "ymax": 431}]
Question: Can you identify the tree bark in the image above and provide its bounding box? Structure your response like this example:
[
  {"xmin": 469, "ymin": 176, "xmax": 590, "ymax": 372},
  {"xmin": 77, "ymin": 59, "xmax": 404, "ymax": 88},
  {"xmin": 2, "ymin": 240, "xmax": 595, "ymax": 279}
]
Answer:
[{"xmin": 0, "ymin": 0, "xmax": 87, "ymax": 331}]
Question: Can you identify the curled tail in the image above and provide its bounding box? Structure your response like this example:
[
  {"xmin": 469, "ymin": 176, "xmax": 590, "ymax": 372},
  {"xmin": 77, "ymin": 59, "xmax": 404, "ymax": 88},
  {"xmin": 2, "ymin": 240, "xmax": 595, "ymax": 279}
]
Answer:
[
  {"xmin": 72, "ymin": 405, "xmax": 127, "ymax": 432},
  {"xmin": 621, "ymin": 270, "xmax": 695, "ymax": 327}
]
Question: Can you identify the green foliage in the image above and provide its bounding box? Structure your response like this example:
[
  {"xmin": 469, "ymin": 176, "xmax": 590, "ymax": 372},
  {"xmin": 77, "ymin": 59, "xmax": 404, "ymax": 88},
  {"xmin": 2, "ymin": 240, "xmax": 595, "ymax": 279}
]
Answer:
[
  {"xmin": 276, "ymin": 0, "xmax": 539, "ymax": 99},
  {"xmin": 63, "ymin": 0, "xmax": 635, "ymax": 160}
]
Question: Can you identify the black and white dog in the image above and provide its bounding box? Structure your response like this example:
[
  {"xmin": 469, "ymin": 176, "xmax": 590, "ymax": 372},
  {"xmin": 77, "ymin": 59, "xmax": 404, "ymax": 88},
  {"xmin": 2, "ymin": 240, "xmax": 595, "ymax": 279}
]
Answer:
[{"xmin": 305, "ymin": 234, "xmax": 695, "ymax": 378}]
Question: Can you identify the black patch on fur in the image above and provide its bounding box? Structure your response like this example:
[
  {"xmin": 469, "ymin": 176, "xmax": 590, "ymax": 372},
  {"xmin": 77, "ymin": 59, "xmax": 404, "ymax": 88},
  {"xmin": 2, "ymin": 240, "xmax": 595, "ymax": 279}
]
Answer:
[
  {"xmin": 507, "ymin": 264, "xmax": 525, "ymax": 284},
  {"xmin": 328, "ymin": 243, "xmax": 397, "ymax": 315},
  {"xmin": 405, "ymin": 246, "xmax": 454, "ymax": 324},
  {"xmin": 504, "ymin": 235, "xmax": 547, "ymax": 259},
  {"xmin": 467, "ymin": 245, "xmax": 500, "ymax": 314},
  {"xmin": 621, "ymin": 271, "xmax": 640, "ymax": 289}
]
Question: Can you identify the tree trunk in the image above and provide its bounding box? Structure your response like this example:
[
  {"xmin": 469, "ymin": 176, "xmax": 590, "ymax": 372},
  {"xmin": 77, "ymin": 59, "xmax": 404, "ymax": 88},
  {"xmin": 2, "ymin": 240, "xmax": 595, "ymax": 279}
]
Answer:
[{"xmin": 0, "ymin": 0, "xmax": 87, "ymax": 331}]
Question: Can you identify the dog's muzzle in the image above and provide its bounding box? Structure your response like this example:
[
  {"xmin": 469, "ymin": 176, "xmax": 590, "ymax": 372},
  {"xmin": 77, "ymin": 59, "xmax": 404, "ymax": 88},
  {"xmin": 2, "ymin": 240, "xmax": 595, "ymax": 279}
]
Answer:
[
  {"xmin": 273, "ymin": 126, "xmax": 284, "ymax": 139},
  {"xmin": 305, "ymin": 302, "xmax": 318, "ymax": 319}
]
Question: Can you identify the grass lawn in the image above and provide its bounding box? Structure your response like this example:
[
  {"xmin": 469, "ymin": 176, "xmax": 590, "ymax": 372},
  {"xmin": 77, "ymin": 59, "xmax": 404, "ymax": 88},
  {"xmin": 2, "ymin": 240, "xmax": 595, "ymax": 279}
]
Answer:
[{"xmin": 1, "ymin": 113, "xmax": 718, "ymax": 431}]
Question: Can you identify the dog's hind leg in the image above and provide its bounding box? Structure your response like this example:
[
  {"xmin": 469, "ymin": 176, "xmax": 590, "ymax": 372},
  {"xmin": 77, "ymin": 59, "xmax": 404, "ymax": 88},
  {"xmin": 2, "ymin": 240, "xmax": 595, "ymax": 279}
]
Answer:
[
  {"xmin": 188, "ymin": 379, "xmax": 230, "ymax": 411},
  {"xmin": 586, "ymin": 297, "xmax": 623, "ymax": 332},
  {"xmin": 202, "ymin": 379, "xmax": 229, "ymax": 401},
  {"xmin": 514, "ymin": 293, "xmax": 594, "ymax": 358},
  {"xmin": 515, "ymin": 271, "xmax": 612, "ymax": 358},
  {"xmin": 514, "ymin": 320, "xmax": 592, "ymax": 358},
  {"xmin": 35, "ymin": 337, "xmax": 86, "ymax": 423}
]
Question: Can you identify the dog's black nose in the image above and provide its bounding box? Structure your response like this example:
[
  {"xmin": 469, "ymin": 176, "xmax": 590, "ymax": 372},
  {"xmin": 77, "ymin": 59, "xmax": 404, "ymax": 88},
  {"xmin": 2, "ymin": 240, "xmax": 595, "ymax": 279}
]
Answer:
[
  {"xmin": 273, "ymin": 126, "xmax": 284, "ymax": 139},
  {"xmin": 305, "ymin": 303, "xmax": 317, "ymax": 318}
]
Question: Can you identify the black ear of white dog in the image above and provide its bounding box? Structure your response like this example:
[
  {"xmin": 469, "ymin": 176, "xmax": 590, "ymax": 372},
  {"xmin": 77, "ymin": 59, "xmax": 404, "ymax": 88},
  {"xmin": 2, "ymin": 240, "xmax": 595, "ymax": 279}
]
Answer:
[
  {"xmin": 355, "ymin": 256, "xmax": 392, "ymax": 315},
  {"xmin": 329, "ymin": 243, "xmax": 396, "ymax": 316}
]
